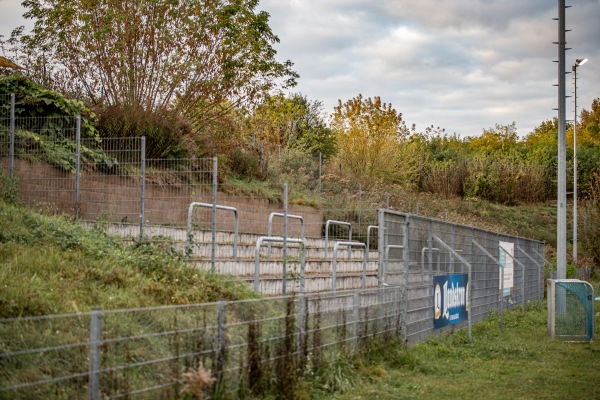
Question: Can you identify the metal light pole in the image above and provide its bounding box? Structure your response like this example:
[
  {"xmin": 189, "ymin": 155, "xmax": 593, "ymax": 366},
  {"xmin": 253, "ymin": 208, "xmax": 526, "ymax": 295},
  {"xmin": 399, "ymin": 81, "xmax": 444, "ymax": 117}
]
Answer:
[
  {"xmin": 572, "ymin": 57, "xmax": 588, "ymax": 266},
  {"xmin": 556, "ymin": 0, "xmax": 567, "ymax": 280}
]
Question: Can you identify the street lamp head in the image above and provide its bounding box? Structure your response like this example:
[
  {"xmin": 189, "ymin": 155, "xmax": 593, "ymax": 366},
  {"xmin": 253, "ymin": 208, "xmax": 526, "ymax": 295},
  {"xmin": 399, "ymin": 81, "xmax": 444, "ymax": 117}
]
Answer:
[{"xmin": 574, "ymin": 58, "xmax": 588, "ymax": 68}]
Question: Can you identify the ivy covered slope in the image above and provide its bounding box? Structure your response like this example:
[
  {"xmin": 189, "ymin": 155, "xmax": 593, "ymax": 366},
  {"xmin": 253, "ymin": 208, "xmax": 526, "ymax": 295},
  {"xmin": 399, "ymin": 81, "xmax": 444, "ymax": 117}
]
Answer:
[
  {"xmin": 0, "ymin": 73, "xmax": 97, "ymax": 136},
  {"xmin": 0, "ymin": 199, "xmax": 257, "ymax": 319},
  {"xmin": 0, "ymin": 74, "xmax": 121, "ymax": 173}
]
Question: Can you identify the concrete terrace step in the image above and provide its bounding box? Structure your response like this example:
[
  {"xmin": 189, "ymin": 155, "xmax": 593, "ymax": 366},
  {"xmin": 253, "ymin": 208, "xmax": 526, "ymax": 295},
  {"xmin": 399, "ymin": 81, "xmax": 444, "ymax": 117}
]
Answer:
[
  {"xmin": 84, "ymin": 221, "xmax": 427, "ymax": 295},
  {"xmin": 243, "ymin": 272, "xmax": 433, "ymax": 296},
  {"xmin": 96, "ymin": 222, "xmax": 374, "ymax": 252},
  {"xmin": 249, "ymin": 274, "xmax": 381, "ymax": 296},
  {"xmin": 192, "ymin": 259, "xmax": 379, "ymax": 277},
  {"xmin": 185, "ymin": 244, "xmax": 377, "ymax": 260}
]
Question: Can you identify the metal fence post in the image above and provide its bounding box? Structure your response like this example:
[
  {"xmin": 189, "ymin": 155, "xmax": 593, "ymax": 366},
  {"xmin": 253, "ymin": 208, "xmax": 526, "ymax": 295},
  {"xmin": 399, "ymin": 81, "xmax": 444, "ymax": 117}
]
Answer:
[
  {"xmin": 75, "ymin": 115, "xmax": 81, "ymax": 219},
  {"xmin": 282, "ymin": 182, "xmax": 288, "ymax": 295},
  {"xmin": 520, "ymin": 240, "xmax": 525, "ymax": 313},
  {"xmin": 298, "ymin": 294, "xmax": 306, "ymax": 354},
  {"xmin": 396, "ymin": 284, "xmax": 403, "ymax": 337},
  {"xmin": 353, "ymin": 290, "xmax": 360, "ymax": 349},
  {"xmin": 377, "ymin": 209, "xmax": 385, "ymax": 288},
  {"xmin": 9, "ymin": 93, "xmax": 15, "ymax": 180},
  {"xmin": 499, "ymin": 234, "xmax": 504, "ymax": 329},
  {"xmin": 538, "ymin": 244, "xmax": 543, "ymax": 301},
  {"xmin": 211, "ymin": 157, "xmax": 218, "ymax": 272},
  {"xmin": 428, "ymin": 220, "xmax": 434, "ymax": 324},
  {"xmin": 385, "ymin": 193, "xmax": 389, "ymax": 208},
  {"xmin": 88, "ymin": 308, "xmax": 102, "ymax": 400},
  {"xmin": 402, "ymin": 216, "xmax": 410, "ymax": 342},
  {"xmin": 216, "ymin": 300, "xmax": 227, "ymax": 383},
  {"xmin": 139, "ymin": 137, "xmax": 146, "ymax": 242},
  {"xmin": 450, "ymin": 225, "xmax": 456, "ymax": 273}
]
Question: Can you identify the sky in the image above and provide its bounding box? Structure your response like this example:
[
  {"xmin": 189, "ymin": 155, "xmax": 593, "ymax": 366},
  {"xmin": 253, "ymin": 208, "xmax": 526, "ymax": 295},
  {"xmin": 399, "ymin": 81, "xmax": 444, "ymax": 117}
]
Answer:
[{"xmin": 1, "ymin": 0, "xmax": 599, "ymax": 137}]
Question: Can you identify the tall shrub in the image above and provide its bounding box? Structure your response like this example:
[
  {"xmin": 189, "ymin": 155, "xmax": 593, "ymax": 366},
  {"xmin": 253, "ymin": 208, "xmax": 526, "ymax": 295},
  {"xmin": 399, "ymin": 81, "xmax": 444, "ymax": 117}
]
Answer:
[
  {"xmin": 97, "ymin": 106, "xmax": 194, "ymax": 160},
  {"xmin": 580, "ymin": 172, "xmax": 600, "ymax": 267}
]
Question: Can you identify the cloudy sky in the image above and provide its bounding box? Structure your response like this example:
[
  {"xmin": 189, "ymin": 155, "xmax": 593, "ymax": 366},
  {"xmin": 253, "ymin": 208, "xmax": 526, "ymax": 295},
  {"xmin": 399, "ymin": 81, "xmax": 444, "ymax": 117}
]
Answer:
[{"xmin": 1, "ymin": 0, "xmax": 598, "ymax": 137}]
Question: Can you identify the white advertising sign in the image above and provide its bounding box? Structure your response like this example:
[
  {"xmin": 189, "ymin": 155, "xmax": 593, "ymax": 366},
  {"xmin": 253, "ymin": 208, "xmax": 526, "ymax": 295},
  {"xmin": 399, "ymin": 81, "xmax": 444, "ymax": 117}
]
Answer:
[{"xmin": 498, "ymin": 241, "xmax": 514, "ymax": 297}]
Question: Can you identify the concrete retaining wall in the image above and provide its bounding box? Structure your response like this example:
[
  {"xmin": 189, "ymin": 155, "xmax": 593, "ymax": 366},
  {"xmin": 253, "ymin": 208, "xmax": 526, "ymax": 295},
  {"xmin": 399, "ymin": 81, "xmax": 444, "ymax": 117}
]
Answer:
[{"xmin": 4, "ymin": 159, "xmax": 324, "ymax": 237}]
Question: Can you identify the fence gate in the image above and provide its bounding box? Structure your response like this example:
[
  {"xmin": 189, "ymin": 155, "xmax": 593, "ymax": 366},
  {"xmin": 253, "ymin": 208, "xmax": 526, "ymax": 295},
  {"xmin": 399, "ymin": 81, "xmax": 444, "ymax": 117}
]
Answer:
[{"xmin": 547, "ymin": 279, "xmax": 595, "ymax": 342}]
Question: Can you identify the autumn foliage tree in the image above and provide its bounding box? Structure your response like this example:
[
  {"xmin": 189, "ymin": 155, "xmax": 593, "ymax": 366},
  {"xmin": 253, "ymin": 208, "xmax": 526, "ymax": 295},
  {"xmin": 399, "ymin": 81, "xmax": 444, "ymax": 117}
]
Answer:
[
  {"xmin": 9, "ymin": 0, "xmax": 297, "ymax": 126},
  {"xmin": 249, "ymin": 93, "xmax": 335, "ymax": 158},
  {"xmin": 578, "ymin": 98, "xmax": 600, "ymax": 146},
  {"xmin": 331, "ymin": 95, "xmax": 409, "ymax": 184}
]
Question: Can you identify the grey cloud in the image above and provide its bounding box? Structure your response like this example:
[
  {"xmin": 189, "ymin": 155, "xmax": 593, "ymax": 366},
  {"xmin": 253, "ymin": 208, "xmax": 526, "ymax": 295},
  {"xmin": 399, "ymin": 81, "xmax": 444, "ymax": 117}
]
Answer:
[{"xmin": 1, "ymin": 0, "xmax": 597, "ymax": 137}]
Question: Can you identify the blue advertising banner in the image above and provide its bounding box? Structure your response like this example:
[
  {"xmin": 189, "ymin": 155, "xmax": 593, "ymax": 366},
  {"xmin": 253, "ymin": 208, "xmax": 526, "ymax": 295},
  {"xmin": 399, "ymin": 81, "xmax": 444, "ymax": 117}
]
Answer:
[{"xmin": 433, "ymin": 274, "xmax": 469, "ymax": 329}]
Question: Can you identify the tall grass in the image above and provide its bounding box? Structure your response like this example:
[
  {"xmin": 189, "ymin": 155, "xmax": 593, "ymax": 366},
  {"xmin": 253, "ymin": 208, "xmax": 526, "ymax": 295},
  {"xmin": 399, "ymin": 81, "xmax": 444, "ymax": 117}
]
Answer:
[{"xmin": 0, "ymin": 199, "xmax": 257, "ymax": 318}]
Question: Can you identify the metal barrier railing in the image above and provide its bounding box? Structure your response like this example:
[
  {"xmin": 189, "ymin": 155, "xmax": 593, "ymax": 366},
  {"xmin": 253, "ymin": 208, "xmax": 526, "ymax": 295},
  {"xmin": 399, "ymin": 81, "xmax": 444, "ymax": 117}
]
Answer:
[
  {"xmin": 267, "ymin": 212, "xmax": 304, "ymax": 258},
  {"xmin": 332, "ymin": 241, "xmax": 367, "ymax": 291},
  {"xmin": 186, "ymin": 202, "xmax": 239, "ymax": 260},
  {"xmin": 324, "ymin": 220, "xmax": 352, "ymax": 259},
  {"xmin": 254, "ymin": 236, "xmax": 306, "ymax": 294}
]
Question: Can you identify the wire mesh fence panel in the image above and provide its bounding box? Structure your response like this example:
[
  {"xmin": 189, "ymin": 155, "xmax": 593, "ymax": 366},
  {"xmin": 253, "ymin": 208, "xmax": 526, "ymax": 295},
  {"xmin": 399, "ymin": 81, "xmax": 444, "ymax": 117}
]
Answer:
[
  {"xmin": 1, "ymin": 287, "xmax": 409, "ymax": 399},
  {"xmin": 381, "ymin": 210, "xmax": 544, "ymax": 344},
  {"xmin": 380, "ymin": 211, "xmax": 406, "ymax": 288},
  {"xmin": 77, "ymin": 137, "xmax": 143, "ymax": 237},
  {"xmin": 319, "ymin": 186, "xmax": 383, "ymax": 245},
  {"xmin": 142, "ymin": 158, "xmax": 214, "ymax": 247},
  {"xmin": 470, "ymin": 229, "xmax": 501, "ymax": 322},
  {"xmin": 218, "ymin": 181, "xmax": 286, "ymax": 237},
  {"xmin": 0, "ymin": 115, "xmax": 80, "ymax": 213},
  {"xmin": 0, "ymin": 95, "xmax": 11, "ymax": 177},
  {"xmin": 0, "ymin": 313, "xmax": 93, "ymax": 400},
  {"xmin": 99, "ymin": 303, "xmax": 221, "ymax": 399},
  {"xmin": 0, "ymin": 94, "xmax": 12, "ymax": 150}
]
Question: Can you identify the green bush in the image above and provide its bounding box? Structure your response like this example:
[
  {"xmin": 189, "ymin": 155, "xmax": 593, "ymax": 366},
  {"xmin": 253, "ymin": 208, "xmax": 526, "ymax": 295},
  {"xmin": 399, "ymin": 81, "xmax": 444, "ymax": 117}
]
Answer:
[
  {"xmin": 13, "ymin": 129, "xmax": 119, "ymax": 174},
  {"xmin": 0, "ymin": 74, "xmax": 97, "ymax": 138},
  {"xmin": 97, "ymin": 105, "xmax": 194, "ymax": 159},
  {"xmin": 225, "ymin": 146, "xmax": 264, "ymax": 180},
  {"xmin": 580, "ymin": 172, "xmax": 600, "ymax": 266},
  {"xmin": 463, "ymin": 155, "xmax": 547, "ymax": 205},
  {"xmin": 0, "ymin": 173, "xmax": 19, "ymax": 203},
  {"xmin": 268, "ymin": 148, "xmax": 320, "ymax": 191},
  {"xmin": 421, "ymin": 160, "xmax": 467, "ymax": 198}
]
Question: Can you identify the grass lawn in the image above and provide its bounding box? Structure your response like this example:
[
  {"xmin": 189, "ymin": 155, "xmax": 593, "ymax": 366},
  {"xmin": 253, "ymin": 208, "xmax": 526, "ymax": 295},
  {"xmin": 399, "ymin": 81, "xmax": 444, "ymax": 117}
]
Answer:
[{"xmin": 326, "ymin": 302, "xmax": 600, "ymax": 400}]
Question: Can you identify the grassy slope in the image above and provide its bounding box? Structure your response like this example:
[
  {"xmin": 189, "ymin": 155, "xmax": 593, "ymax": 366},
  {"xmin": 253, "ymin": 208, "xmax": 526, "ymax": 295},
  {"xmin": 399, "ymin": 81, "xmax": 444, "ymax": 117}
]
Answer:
[
  {"xmin": 0, "ymin": 200, "xmax": 257, "ymax": 319},
  {"xmin": 387, "ymin": 189, "xmax": 558, "ymax": 246},
  {"xmin": 1, "ymin": 194, "xmax": 596, "ymax": 399},
  {"xmin": 0, "ymin": 189, "xmax": 561, "ymax": 320},
  {"xmin": 325, "ymin": 304, "xmax": 600, "ymax": 400}
]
